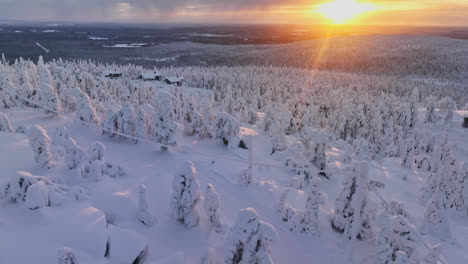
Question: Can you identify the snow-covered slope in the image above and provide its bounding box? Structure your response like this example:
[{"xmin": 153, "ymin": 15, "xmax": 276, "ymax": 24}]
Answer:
[{"xmin": 0, "ymin": 56, "xmax": 467, "ymax": 263}]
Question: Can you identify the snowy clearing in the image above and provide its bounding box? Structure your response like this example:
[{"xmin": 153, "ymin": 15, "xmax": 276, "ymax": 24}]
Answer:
[
  {"xmin": 35, "ymin": 42, "xmax": 50, "ymax": 53},
  {"xmin": 103, "ymin": 43, "xmax": 147, "ymax": 48},
  {"xmin": 89, "ymin": 36, "xmax": 109, "ymax": 40}
]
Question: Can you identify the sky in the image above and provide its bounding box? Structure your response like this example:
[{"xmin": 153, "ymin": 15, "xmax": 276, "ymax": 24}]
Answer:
[{"xmin": 0, "ymin": 0, "xmax": 467, "ymax": 26}]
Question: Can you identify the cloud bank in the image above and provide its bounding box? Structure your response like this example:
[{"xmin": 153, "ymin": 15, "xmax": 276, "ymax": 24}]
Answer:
[{"xmin": 0, "ymin": 0, "xmax": 467, "ymax": 25}]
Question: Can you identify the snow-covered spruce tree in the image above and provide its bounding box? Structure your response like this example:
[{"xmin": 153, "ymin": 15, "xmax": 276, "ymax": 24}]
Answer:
[
  {"xmin": 152, "ymin": 92, "xmax": 177, "ymax": 149},
  {"xmin": 247, "ymin": 106, "xmax": 258, "ymax": 125},
  {"xmin": 276, "ymin": 189, "xmax": 297, "ymax": 226},
  {"xmin": 239, "ymin": 168, "xmax": 253, "ymax": 187},
  {"xmin": 224, "ymin": 208, "xmax": 278, "ymax": 264},
  {"xmin": 375, "ymin": 210, "xmax": 394, "ymax": 264},
  {"xmin": 39, "ymin": 81, "xmax": 61, "ymax": 115},
  {"xmin": 0, "ymin": 64, "xmax": 16, "ymax": 109},
  {"xmin": 213, "ymin": 112, "xmax": 240, "ymax": 148},
  {"xmin": 1, "ymin": 171, "xmax": 67, "ymax": 210},
  {"xmin": 421, "ymin": 188, "xmax": 451, "ymax": 240},
  {"xmin": 116, "ymin": 102, "xmax": 136, "ymax": 140},
  {"xmin": 0, "ymin": 112, "xmax": 14, "ymax": 132},
  {"xmin": 57, "ymin": 247, "xmax": 79, "ymax": 264},
  {"xmin": 72, "ymin": 87, "xmax": 99, "ymax": 124},
  {"xmin": 204, "ymin": 184, "xmax": 223, "ymax": 233},
  {"xmin": 390, "ymin": 216, "xmax": 418, "ymax": 262},
  {"xmin": 102, "ymin": 108, "xmax": 118, "ymax": 137},
  {"xmin": 438, "ymin": 96, "xmax": 456, "ymax": 126},
  {"xmin": 171, "ymin": 161, "xmax": 201, "ymax": 228},
  {"xmin": 331, "ymin": 162, "xmax": 379, "ymax": 240},
  {"xmin": 137, "ymin": 184, "xmax": 155, "ymax": 227},
  {"xmin": 184, "ymin": 109, "xmax": 204, "ymax": 137},
  {"xmin": 418, "ymin": 140, "xmax": 456, "ymax": 204},
  {"xmin": 289, "ymin": 177, "xmax": 326, "ymax": 235},
  {"xmin": 37, "ymin": 56, "xmax": 62, "ymax": 115},
  {"xmin": 408, "ymin": 87, "xmax": 420, "ymax": 128},
  {"xmin": 262, "ymin": 110, "xmax": 278, "ymax": 133},
  {"xmin": 182, "ymin": 94, "xmax": 204, "ymax": 136},
  {"xmin": 271, "ymin": 123, "xmax": 287, "ymax": 154},
  {"xmin": 198, "ymin": 95, "xmax": 214, "ymax": 137},
  {"xmin": 63, "ymin": 138, "xmax": 85, "ymax": 170},
  {"xmin": 424, "ymin": 96, "xmax": 437, "ymax": 124},
  {"xmin": 135, "ymin": 105, "xmax": 150, "ymax": 142},
  {"xmin": 27, "ymin": 125, "xmax": 55, "ymax": 168}
]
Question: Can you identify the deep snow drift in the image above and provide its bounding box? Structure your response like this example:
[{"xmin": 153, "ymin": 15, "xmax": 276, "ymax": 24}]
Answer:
[{"xmin": 0, "ymin": 55, "xmax": 467, "ymax": 264}]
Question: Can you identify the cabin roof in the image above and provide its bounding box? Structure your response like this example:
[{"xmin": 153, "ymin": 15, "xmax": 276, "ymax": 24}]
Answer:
[
  {"xmin": 103, "ymin": 70, "xmax": 122, "ymax": 75},
  {"xmin": 140, "ymin": 72, "xmax": 162, "ymax": 79},
  {"xmin": 165, "ymin": 76, "xmax": 184, "ymax": 83}
]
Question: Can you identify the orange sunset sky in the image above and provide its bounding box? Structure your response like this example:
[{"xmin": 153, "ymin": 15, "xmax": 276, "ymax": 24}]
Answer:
[{"xmin": 0, "ymin": 0, "xmax": 467, "ymax": 26}]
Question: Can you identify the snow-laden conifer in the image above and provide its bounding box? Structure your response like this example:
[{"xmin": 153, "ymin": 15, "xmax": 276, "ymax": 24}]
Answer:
[
  {"xmin": 137, "ymin": 184, "xmax": 155, "ymax": 227},
  {"xmin": 204, "ymin": 184, "xmax": 223, "ymax": 232},
  {"xmin": 0, "ymin": 112, "xmax": 14, "ymax": 132},
  {"xmin": 171, "ymin": 161, "xmax": 201, "ymax": 228},
  {"xmin": 225, "ymin": 208, "xmax": 278, "ymax": 264},
  {"xmin": 27, "ymin": 125, "xmax": 55, "ymax": 168}
]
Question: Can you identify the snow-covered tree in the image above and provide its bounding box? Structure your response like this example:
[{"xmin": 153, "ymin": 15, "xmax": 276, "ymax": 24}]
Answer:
[
  {"xmin": 39, "ymin": 82, "xmax": 61, "ymax": 115},
  {"xmin": 391, "ymin": 216, "xmax": 418, "ymax": 262},
  {"xmin": 171, "ymin": 161, "xmax": 201, "ymax": 228},
  {"xmin": 331, "ymin": 162, "xmax": 378, "ymax": 240},
  {"xmin": 376, "ymin": 210, "xmax": 394, "ymax": 264},
  {"xmin": 271, "ymin": 124, "xmax": 287, "ymax": 154},
  {"xmin": 1, "ymin": 171, "xmax": 68, "ymax": 210},
  {"xmin": 57, "ymin": 247, "xmax": 79, "ymax": 264},
  {"xmin": 225, "ymin": 208, "xmax": 278, "ymax": 264},
  {"xmin": 239, "ymin": 168, "xmax": 253, "ymax": 187},
  {"xmin": 137, "ymin": 184, "xmax": 155, "ymax": 227},
  {"xmin": 213, "ymin": 112, "xmax": 240, "ymax": 148},
  {"xmin": 116, "ymin": 102, "xmax": 136, "ymax": 139},
  {"xmin": 27, "ymin": 125, "xmax": 55, "ymax": 168},
  {"xmin": 0, "ymin": 112, "xmax": 14, "ymax": 132},
  {"xmin": 204, "ymin": 184, "xmax": 223, "ymax": 232},
  {"xmin": 438, "ymin": 96, "xmax": 456, "ymax": 126},
  {"xmin": 421, "ymin": 188, "xmax": 451, "ymax": 240},
  {"xmin": 262, "ymin": 109, "xmax": 278, "ymax": 133},
  {"xmin": 63, "ymin": 138, "xmax": 85, "ymax": 170},
  {"xmin": 135, "ymin": 105, "xmax": 153, "ymax": 142},
  {"xmin": 424, "ymin": 96, "xmax": 437, "ymax": 124},
  {"xmin": 36, "ymin": 56, "xmax": 62, "ymax": 115},
  {"xmin": 292, "ymin": 177, "xmax": 326, "ymax": 235},
  {"xmin": 152, "ymin": 92, "xmax": 177, "ymax": 149},
  {"xmin": 72, "ymin": 87, "xmax": 99, "ymax": 124}
]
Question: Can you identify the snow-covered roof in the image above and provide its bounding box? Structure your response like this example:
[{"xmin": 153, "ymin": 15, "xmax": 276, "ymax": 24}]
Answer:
[
  {"xmin": 458, "ymin": 110, "xmax": 468, "ymax": 118},
  {"xmin": 165, "ymin": 76, "xmax": 184, "ymax": 83},
  {"xmin": 103, "ymin": 70, "xmax": 122, "ymax": 76},
  {"xmin": 140, "ymin": 72, "xmax": 162, "ymax": 79}
]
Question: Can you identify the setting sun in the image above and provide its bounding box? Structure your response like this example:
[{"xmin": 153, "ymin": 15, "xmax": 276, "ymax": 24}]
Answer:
[{"xmin": 316, "ymin": 0, "xmax": 377, "ymax": 24}]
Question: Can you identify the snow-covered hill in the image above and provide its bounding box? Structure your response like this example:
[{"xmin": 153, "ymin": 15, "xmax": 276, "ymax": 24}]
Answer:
[{"xmin": 0, "ymin": 56, "xmax": 467, "ymax": 264}]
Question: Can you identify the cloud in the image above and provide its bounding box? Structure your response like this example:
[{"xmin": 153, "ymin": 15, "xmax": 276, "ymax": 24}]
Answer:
[{"xmin": 0, "ymin": 0, "xmax": 466, "ymax": 25}]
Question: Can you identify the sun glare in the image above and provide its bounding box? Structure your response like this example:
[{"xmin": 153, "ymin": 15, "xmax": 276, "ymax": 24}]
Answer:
[{"xmin": 317, "ymin": 0, "xmax": 376, "ymax": 24}]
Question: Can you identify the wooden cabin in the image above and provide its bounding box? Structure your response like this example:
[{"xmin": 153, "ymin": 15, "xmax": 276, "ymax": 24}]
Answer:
[
  {"xmin": 164, "ymin": 76, "xmax": 184, "ymax": 86},
  {"xmin": 138, "ymin": 72, "xmax": 162, "ymax": 81},
  {"xmin": 103, "ymin": 70, "xmax": 122, "ymax": 79}
]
